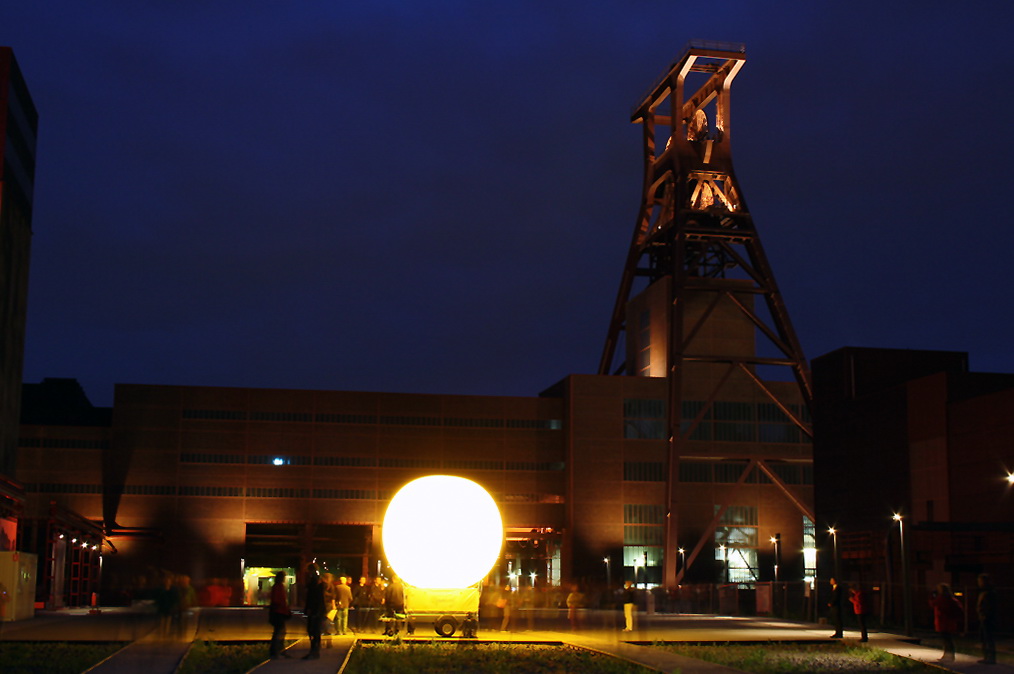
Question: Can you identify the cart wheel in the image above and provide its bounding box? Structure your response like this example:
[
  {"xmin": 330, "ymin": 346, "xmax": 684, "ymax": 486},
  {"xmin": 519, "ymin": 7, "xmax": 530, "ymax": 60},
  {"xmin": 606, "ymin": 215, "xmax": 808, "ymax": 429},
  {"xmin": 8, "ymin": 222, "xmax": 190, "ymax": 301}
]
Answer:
[{"xmin": 434, "ymin": 615, "xmax": 457, "ymax": 637}]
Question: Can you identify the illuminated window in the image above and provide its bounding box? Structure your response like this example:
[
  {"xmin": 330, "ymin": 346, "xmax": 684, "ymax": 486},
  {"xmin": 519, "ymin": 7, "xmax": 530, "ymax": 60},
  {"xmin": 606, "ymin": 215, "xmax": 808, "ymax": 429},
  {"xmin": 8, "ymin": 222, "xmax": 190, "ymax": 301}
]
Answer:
[
  {"xmin": 803, "ymin": 515, "xmax": 817, "ymax": 583},
  {"xmin": 247, "ymin": 455, "xmax": 311, "ymax": 466},
  {"xmin": 716, "ymin": 505, "xmax": 759, "ymax": 584},
  {"xmin": 624, "ymin": 504, "xmax": 665, "ymax": 548}
]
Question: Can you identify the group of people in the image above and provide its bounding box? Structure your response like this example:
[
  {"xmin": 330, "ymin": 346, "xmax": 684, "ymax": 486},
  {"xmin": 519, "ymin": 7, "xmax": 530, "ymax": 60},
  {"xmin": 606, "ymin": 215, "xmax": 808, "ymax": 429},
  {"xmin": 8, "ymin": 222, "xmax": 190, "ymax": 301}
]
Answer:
[
  {"xmin": 827, "ymin": 577, "xmax": 870, "ymax": 642},
  {"xmin": 267, "ymin": 568, "xmax": 406, "ymax": 660},
  {"xmin": 826, "ymin": 574, "xmax": 997, "ymax": 665},
  {"xmin": 927, "ymin": 575, "xmax": 997, "ymax": 665},
  {"xmin": 152, "ymin": 573, "xmax": 197, "ymax": 639}
]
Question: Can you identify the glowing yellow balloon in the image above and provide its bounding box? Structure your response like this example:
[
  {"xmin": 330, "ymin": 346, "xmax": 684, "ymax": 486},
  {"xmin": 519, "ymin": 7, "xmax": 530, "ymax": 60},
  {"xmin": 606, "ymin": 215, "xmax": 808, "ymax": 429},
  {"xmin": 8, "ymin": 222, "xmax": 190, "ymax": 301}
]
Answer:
[{"xmin": 382, "ymin": 475, "xmax": 503, "ymax": 589}]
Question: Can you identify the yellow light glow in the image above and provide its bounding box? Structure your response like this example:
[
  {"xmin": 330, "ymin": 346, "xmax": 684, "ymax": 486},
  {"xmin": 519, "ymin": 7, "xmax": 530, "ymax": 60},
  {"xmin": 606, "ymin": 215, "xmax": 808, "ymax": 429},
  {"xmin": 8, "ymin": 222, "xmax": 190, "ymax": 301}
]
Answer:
[
  {"xmin": 382, "ymin": 475, "xmax": 503, "ymax": 589},
  {"xmin": 1006, "ymin": 472, "xmax": 1014, "ymax": 485}
]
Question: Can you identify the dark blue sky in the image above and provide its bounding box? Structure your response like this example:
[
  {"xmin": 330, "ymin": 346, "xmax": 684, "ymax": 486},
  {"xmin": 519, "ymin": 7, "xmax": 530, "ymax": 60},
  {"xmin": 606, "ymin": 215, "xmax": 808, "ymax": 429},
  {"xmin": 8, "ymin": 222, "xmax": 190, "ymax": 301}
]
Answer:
[{"xmin": 5, "ymin": 2, "xmax": 1014, "ymax": 407}]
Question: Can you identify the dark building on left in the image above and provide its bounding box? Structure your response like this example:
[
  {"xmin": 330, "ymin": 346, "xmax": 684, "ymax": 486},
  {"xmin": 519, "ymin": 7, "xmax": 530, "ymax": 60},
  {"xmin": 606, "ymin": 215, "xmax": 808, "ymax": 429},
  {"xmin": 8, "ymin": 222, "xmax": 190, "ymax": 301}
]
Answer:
[{"xmin": 0, "ymin": 46, "xmax": 39, "ymax": 619}]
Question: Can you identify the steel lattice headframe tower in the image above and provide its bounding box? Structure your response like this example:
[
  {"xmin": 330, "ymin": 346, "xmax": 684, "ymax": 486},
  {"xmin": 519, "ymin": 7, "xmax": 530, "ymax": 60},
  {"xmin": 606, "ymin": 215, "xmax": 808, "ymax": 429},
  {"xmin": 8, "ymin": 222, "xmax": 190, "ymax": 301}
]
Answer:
[{"xmin": 600, "ymin": 42, "xmax": 813, "ymax": 588}]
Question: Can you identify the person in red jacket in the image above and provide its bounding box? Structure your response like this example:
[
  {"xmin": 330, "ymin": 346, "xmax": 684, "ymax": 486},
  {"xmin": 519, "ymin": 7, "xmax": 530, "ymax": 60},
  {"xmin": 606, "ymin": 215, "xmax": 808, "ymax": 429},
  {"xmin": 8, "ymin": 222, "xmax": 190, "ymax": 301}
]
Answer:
[
  {"xmin": 848, "ymin": 583, "xmax": 869, "ymax": 642},
  {"xmin": 268, "ymin": 571, "xmax": 293, "ymax": 659},
  {"xmin": 929, "ymin": 583, "xmax": 963, "ymax": 662}
]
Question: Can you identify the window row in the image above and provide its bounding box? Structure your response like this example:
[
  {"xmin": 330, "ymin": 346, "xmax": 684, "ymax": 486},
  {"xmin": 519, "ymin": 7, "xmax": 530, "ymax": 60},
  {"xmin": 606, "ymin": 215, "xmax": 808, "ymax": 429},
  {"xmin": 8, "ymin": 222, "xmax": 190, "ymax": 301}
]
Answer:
[
  {"xmin": 623, "ymin": 461, "xmax": 812, "ymax": 485},
  {"xmin": 679, "ymin": 461, "xmax": 813, "ymax": 485},
  {"xmin": 24, "ymin": 483, "xmax": 562, "ymax": 503},
  {"xmin": 622, "ymin": 399, "xmax": 810, "ymax": 443},
  {"xmin": 180, "ymin": 453, "xmax": 565, "ymax": 471},
  {"xmin": 182, "ymin": 409, "xmax": 562, "ymax": 430},
  {"xmin": 19, "ymin": 438, "xmax": 109, "ymax": 449}
]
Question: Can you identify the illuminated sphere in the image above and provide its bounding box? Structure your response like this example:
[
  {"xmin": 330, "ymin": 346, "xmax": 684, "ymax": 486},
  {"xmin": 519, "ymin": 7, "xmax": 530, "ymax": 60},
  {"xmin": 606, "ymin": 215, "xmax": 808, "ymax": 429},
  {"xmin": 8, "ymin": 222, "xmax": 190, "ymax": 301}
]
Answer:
[{"xmin": 382, "ymin": 475, "xmax": 503, "ymax": 589}]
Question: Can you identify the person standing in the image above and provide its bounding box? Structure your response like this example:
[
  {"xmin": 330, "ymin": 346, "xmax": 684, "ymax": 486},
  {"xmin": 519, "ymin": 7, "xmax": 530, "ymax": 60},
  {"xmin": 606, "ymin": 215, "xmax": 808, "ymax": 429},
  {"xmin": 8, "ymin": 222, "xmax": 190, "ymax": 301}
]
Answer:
[
  {"xmin": 368, "ymin": 577, "xmax": 386, "ymax": 633},
  {"xmin": 352, "ymin": 576, "xmax": 369, "ymax": 633},
  {"xmin": 268, "ymin": 571, "xmax": 292, "ymax": 659},
  {"xmin": 976, "ymin": 573, "xmax": 997, "ymax": 665},
  {"xmin": 929, "ymin": 583, "xmax": 963, "ymax": 662},
  {"xmin": 566, "ymin": 583, "xmax": 584, "ymax": 631},
  {"xmin": 828, "ymin": 577, "xmax": 844, "ymax": 638},
  {"xmin": 335, "ymin": 576, "xmax": 353, "ymax": 635},
  {"xmin": 173, "ymin": 575, "xmax": 197, "ymax": 638},
  {"xmin": 320, "ymin": 573, "xmax": 337, "ymax": 647},
  {"xmin": 848, "ymin": 583, "xmax": 869, "ymax": 642},
  {"xmin": 498, "ymin": 584, "xmax": 513, "ymax": 632},
  {"xmin": 302, "ymin": 569, "xmax": 325, "ymax": 660},
  {"xmin": 154, "ymin": 575, "xmax": 178, "ymax": 639},
  {"xmin": 383, "ymin": 575, "xmax": 405, "ymax": 636},
  {"xmin": 622, "ymin": 581, "xmax": 637, "ymax": 632}
]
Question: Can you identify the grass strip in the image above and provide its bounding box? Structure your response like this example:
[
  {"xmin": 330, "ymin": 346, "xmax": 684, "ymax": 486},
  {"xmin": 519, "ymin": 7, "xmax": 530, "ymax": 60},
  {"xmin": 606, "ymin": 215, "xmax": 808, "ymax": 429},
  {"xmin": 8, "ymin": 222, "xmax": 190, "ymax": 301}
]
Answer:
[
  {"xmin": 660, "ymin": 642, "xmax": 939, "ymax": 673},
  {"xmin": 345, "ymin": 641, "xmax": 654, "ymax": 673},
  {"xmin": 0, "ymin": 641, "xmax": 125, "ymax": 674}
]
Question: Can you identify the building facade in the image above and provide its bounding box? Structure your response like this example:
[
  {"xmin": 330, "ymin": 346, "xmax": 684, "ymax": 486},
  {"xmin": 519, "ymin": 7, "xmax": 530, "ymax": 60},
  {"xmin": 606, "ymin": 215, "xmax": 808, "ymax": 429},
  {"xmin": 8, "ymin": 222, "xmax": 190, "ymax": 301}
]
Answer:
[
  {"xmin": 813, "ymin": 347, "xmax": 1014, "ymax": 631},
  {"xmin": 17, "ymin": 367, "xmax": 814, "ymax": 606},
  {"xmin": 0, "ymin": 47, "xmax": 37, "ymax": 538}
]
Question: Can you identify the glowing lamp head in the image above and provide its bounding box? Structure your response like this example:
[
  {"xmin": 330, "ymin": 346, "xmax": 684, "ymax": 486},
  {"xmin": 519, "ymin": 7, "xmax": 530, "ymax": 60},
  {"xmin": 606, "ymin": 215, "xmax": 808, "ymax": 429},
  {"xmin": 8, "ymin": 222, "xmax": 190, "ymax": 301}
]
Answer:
[{"xmin": 382, "ymin": 475, "xmax": 503, "ymax": 589}]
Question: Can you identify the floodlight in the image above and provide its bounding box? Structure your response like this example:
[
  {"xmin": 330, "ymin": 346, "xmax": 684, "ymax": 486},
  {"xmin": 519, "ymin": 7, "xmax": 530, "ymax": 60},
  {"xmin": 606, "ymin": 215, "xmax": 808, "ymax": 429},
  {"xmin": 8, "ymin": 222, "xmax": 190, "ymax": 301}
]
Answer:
[{"xmin": 382, "ymin": 475, "xmax": 503, "ymax": 589}]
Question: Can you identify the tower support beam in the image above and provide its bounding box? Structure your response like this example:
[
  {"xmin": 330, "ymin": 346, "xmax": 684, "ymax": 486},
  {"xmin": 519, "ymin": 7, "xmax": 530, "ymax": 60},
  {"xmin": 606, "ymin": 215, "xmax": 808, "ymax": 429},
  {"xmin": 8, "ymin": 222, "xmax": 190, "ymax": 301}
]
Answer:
[{"xmin": 602, "ymin": 42, "xmax": 813, "ymax": 589}]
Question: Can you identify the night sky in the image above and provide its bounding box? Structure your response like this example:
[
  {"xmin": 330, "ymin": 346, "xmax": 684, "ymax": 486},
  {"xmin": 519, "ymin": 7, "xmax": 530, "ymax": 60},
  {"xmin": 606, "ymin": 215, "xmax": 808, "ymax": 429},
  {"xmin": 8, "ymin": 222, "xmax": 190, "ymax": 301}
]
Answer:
[{"xmin": 5, "ymin": 3, "xmax": 1014, "ymax": 407}]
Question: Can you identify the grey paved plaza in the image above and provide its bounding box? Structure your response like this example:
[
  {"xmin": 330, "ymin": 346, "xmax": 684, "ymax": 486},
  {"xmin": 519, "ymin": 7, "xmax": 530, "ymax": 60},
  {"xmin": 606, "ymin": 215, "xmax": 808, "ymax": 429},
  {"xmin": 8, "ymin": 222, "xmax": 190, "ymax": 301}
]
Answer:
[{"xmin": 1, "ymin": 606, "xmax": 1011, "ymax": 673}]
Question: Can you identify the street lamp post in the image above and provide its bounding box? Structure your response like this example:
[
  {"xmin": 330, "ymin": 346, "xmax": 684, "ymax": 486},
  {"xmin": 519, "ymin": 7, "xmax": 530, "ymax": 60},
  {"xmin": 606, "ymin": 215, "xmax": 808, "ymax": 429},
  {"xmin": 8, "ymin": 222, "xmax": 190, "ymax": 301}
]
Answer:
[
  {"xmin": 769, "ymin": 534, "xmax": 781, "ymax": 583},
  {"xmin": 828, "ymin": 527, "xmax": 839, "ymax": 581},
  {"xmin": 719, "ymin": 544, "xmax": 728, "ymax": 584},
  {"xmin": 894, "ymin": 513, "xmax": 913, "ymax": 636},
  {"xmin": 603, "ymin": 556, "xmax": 611, "ymax": 587},
  {"xmin": 678, "ymin": 547, "xmax": 686, "ymax": 578}
]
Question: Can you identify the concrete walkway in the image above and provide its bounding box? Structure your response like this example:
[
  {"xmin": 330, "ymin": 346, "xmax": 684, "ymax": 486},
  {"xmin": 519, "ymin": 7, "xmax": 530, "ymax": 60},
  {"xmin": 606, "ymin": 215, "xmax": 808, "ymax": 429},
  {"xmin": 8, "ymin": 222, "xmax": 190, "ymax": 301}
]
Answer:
[
  {"xmin": 84, "ymin": 610, "xmax": 199, "ymax": 674},
  {"xmin": 876, "ymin": 637, "xmax": 1008, "ymax": 674},
  {"xmin": 250, "ymin": 635, "xmax": 356, "ymax": 673},
  {"xmin": 554, "ymin": 631, "xmax": 744, "ymax": 673}
]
